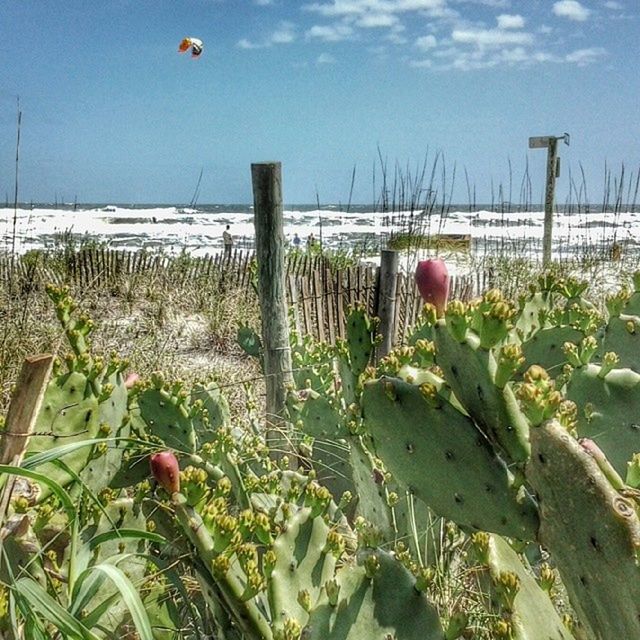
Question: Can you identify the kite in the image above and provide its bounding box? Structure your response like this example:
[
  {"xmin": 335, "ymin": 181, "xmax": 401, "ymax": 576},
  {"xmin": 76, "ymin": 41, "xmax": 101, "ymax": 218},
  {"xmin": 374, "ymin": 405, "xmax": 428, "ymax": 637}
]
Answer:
[{"xmin": 178, "ymin": 37, "xmax": 203, "ymax": 58}]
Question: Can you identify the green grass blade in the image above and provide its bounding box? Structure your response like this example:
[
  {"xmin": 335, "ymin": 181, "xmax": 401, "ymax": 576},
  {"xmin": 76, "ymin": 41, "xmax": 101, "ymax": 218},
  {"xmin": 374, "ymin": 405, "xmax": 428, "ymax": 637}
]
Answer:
[
  {"xmin": 20, "ymin": 438, "xmax": 116, "ymax": 469},
  {"xmin": 20, "ymin": 436, "xmax": 187, "ymax": 471},
  {"xmin": 80, "ymin": 563, "xmax": 153, "ymax": 640},
  {"xmin": 70, "ymin": 562, "xmax": 108, "ymax": 617},
  {"xmin": 89, "ymin": 528, "xmax": 165, "ymax": 550},
  {"xmin": 14, "ymin": 577, "xmax": 100, "ymax": 640},
  {"xmin": 0, "ymin": 464, "xmax": 75, "ymax": 522}
]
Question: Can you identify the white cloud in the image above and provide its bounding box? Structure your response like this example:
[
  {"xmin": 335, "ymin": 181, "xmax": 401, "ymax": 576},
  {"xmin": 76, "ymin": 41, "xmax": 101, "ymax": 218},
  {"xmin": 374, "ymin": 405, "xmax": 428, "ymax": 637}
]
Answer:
[
  {"xmin": 452, "ymin": 28, "xmax": 533, "ymax": 47},
  {"xmin": 415, "ymin": 34, "xmax": 437, "ymax": 50},
  {"xmin": 271, "ymin": 21, "xmax": 296, "ymax": 43},
  {"xmin": 356, "ymin": 12, "xmax": 399, "ymax": 27},
  {"xmin": 565, "ymin": 47, "xmax": 606, "ymax": 64},
  {"xmin": 306, "ymin": 23, "xmax": 354, "ymax": 41},
  {"xmin": 496, "ymin": 14, "xmax": 525, "ymax": 30},
  {"xmin": 237, "ymin": 38, "xmax": 261, "ymax": 49},
  {"xmin": 237, "ymin": 22, "xmax": 296, "ymax": 48},
  {"xmin": 317, "ymin": 52, "xmax": 337, "ymax": 63},
  {"xmin": 552, "ymin": 1, "xmax": 591, "ymax": 21},
  {"xmin": 604, "ymin": 1, "xmax": 622, "ymax": 8},
  {"xmin": 303, "ymin": 0, "xmax": 447, "ymax": 17}
]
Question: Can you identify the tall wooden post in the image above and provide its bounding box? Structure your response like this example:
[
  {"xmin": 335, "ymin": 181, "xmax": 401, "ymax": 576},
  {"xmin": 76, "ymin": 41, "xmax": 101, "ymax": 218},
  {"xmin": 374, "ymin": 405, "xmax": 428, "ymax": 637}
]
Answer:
[
  {"xmin": 376, "ymin": 249, "xmax": 399, "ymax": 363},
  {"xmin": 251, "ymin": 163, "xmax": 294, "ymax": 455},
  {"xmin": 530, "ymin": 133, "xmax": 569, "ymax": 266},
  {"xmin": 542, "ymin": 138, "xmax": 559, "ymax": 265}
]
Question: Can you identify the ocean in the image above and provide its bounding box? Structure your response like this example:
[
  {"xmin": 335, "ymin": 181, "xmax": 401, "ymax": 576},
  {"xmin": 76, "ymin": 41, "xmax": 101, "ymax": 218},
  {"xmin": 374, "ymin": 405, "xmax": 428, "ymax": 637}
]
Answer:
[{"xmin": 0, "ymin": 202, "xmax": 637, "ymax": 265}]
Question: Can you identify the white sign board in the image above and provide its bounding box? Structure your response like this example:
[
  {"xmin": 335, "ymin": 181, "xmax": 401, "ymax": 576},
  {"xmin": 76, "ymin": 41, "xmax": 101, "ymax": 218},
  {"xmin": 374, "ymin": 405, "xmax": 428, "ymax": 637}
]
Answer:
[{"xmin": 529, "ymin": 136, "xmax": 551, "ymax": 149}]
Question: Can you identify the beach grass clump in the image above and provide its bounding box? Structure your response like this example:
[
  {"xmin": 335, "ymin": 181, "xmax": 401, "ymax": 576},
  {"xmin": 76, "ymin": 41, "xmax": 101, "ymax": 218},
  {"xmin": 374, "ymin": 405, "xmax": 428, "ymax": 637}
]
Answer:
[{"xmin": 0, "ymin": 252, "xmax": 261, "ymax": 416}]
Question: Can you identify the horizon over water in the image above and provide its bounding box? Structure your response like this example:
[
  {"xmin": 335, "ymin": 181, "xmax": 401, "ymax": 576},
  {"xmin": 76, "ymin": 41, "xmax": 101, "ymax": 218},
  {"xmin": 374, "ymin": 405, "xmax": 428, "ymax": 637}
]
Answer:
[{"xmin": 1, "ymin": 202, "xmax": 638, "ymax": 266}]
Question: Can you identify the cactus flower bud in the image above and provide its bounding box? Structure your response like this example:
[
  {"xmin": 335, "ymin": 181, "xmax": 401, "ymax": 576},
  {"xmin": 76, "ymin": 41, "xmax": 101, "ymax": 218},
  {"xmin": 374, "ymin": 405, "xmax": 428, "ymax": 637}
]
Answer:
[
  {"xmin": 415, "ymin": 259, "xmax": 449, "ymax": 317},
  {"xmin": 150, "ymin": 451, "xmax": 180, "ymax": 494}
]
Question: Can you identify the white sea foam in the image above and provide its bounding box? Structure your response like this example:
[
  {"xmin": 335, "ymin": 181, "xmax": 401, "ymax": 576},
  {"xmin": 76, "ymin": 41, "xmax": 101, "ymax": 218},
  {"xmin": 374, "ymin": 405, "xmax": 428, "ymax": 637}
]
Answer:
[{"xmin": 0, "ymin": 204, "xmax": 636, "ymax": 265}]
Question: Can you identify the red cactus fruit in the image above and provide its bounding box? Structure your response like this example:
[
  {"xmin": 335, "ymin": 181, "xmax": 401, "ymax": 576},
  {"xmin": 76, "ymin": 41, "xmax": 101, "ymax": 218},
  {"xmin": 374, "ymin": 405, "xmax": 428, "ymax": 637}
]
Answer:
[
  {"xmin": 150, "ymin": 451, "xmax": 180, "ymax": 494},
  {"xmin": 415, "ymin": 259, "xmax": 449, "ymax": 317}
]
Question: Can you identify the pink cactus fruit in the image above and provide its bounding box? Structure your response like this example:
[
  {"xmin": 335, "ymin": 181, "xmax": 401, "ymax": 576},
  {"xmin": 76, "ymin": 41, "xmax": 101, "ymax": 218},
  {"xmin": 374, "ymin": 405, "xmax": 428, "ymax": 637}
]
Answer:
[
  {"xmin": 124, "ymin": 372, "xmax": 140, "ymax": 389},
  {"xmin": 415, "ymin": 259, "xmax": 449, "ymax": 316},
  {"xmin": 150, "ymin": 451, "xmax": 180, "ymax": 494}
]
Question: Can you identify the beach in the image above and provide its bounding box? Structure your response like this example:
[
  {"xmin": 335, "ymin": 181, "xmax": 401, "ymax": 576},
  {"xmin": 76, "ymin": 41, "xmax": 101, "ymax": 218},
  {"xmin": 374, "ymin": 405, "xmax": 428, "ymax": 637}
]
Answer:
[{"xmin": 1, "ymin": 203, "xmax": 637, "ymax": 268}]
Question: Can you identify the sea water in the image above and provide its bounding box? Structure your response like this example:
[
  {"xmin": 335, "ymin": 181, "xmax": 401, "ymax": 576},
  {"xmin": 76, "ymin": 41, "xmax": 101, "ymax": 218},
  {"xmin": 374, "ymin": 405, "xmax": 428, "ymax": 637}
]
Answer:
[{"xmin": 0, "ymin": 203, "xmax": 637, "ymax": 265}]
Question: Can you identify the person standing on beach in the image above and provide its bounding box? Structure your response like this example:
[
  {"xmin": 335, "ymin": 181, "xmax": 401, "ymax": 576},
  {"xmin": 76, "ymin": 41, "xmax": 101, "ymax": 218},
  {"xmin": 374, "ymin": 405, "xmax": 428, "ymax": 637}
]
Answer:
[
  {"xmin": 306, "ymin": 233, "xmax": 315, "ymax": 252},
  {"xmin": 293, "ymin": 233, "xmax": 301, "ymax": 249},
  {"xmin": 223, "ymin": 224, "xmax": 233, "ymax": 258}
]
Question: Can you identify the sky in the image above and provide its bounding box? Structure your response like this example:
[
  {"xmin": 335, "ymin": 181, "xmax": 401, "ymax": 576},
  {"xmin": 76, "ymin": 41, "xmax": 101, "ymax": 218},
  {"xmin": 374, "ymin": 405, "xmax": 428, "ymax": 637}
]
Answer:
[{"xmin": 0, "ymin": 0, "xmax": 638, "ymax": 205}]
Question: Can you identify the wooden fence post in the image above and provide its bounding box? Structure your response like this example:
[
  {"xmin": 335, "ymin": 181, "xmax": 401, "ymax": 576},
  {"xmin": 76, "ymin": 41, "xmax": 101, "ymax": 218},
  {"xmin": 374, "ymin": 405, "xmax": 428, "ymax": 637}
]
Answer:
[
  {"xmin": 251, "ymin": 162, "xmax": 294, "ymax": 456},
  {"xmin": 376, "ymin": 249, "xmax": 399, "ymax": 362},
  {"xmin": 0, "ymin": 354, "xmax": 53, "ymax": 562}
]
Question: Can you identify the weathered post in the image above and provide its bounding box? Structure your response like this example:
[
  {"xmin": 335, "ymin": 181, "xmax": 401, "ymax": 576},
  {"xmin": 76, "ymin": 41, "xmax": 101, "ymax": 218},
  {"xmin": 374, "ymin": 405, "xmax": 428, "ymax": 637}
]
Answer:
[
  {"xmin": 376, "ymin": 249, "xmax": 399, "ymax": 362},
  {"xmin": 251, "ymin": 163, "xmax": 294, "ymax": 456},
  {"xmin": 529, "ymin": 133, "xmax": 570, "ymax": 265},
  {"xmin": 0, "ymin": 354, "xmax": 53, "ymax": 563}
]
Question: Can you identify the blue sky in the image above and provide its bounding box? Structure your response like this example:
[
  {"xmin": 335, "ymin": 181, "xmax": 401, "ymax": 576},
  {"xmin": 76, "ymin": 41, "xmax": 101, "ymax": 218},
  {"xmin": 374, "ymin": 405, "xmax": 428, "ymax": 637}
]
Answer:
[{"xmin": 0, "ymin": 0, "xmax": 637, "ymax": 204}]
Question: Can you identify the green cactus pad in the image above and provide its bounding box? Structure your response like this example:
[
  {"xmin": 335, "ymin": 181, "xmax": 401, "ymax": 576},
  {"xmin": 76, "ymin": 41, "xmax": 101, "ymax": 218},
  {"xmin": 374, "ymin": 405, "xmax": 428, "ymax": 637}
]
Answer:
[
  {"xmin": 269, "ymin": 506, "xmax": 337, "ymax": 627},
  {"xmin": 362, "ymin": 377, "xmax": 539, "ymax": 540},
  {"xmin": 602, "ymin": 314, "xmax": 640, "ymax": 373},
  {"xmin": 520, "ymin": 326, "xmax": 584, "ymax": 379},
  {"xmin": 473, "ymin": 534, "xmax": 573, "ymax": 640},
  {"xmin": 565, "ymin": 363, "xmax": 640, "ymax": 475},
  {"xmin": 287, "ymin": 389, "xmax": 348, "ymax": 440},
  {"xmin": 527, "ymin": 419, "xmax": 640, "ymax": 640},
  {"xmin": 346, "ymin": 306, "xmax": 375, "ymax": 379},
  {"xmin": 305, "ymin": 548, "xmax": 444, "ymax": 639},
  {"xmin": 286, "ymin": 389, "xmax": 354, "ymax": 504},
  {"xmin": 337, "ymin": 353, "xmax": 358, "ymax": 407},
  {"xmin": 29, "ymin": 371, "xmax": 101, "ymax": 494},
  {"xmin": 237, "ymin": 324, "xmax": 262, "ymax": 359},
  {"xmin": 433, "ymin": 321, "xmax": 530, "ymax": 464},
  {"xmin": 515, "ymin": 291, "xmax": 550, "ymax": 340},
  {"xmin": 136, "ymin": 388, "xmax": 197, "ymax": 453},
  {"xmin": 191, "ymin": 381, "xmax": 231, "ymax": 440},
  {"xmin": 79, "ymin": 372, "xmax": 130, "ymax": 493}
]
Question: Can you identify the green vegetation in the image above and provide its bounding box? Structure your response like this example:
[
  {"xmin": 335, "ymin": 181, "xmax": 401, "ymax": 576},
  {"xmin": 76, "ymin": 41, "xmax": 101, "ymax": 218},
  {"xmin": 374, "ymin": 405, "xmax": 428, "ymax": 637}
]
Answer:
[{"xmin": 3, "ymin": 246, "xmax": 640, "ymax": 638}]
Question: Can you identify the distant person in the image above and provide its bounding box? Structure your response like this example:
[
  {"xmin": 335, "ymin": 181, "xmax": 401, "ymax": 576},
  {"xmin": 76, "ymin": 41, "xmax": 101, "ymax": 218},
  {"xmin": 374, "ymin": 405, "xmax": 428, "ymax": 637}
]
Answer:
[
  {"xmin": 306, "ymin": 233, "xmax": 316, "ymax": 252},
  {"xmin": 223, "ymin": 224, "xmax": 233, "ymax": 258},
  {"xmin": 293, "ymin": 233, "xmax": 301, "ymax": 249}
]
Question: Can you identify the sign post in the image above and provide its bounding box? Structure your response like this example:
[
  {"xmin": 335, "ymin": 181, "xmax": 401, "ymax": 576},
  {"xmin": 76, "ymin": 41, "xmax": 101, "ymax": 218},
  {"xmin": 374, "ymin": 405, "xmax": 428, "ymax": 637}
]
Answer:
[{"xmin": 529, "ymin": 133, "xmax": 570, "ymax": 265}]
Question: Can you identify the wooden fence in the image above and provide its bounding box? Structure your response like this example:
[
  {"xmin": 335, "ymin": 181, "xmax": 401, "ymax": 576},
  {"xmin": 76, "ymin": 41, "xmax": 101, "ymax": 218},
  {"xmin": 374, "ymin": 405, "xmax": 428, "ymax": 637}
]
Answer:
[
  {"xmin": 0, "ymin": 248, "xmax": 340, "ymax": 290},
  {"xmin": 286, "ymin": 263, "xmax": 487, "ymax": 345},
  {"xmin": 0, "ymin": 248, "xmax": 492, "ymax": 347}
]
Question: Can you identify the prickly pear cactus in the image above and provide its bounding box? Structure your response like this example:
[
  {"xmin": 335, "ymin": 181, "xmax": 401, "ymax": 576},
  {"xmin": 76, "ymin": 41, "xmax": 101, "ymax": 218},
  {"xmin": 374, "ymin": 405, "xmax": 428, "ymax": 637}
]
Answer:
[
  {"xmin": 345, "ymin": 303, "xmax": 377, "ymax": 379},
  {"xmin": 469, "ymin": 532, "xmax": 573, "ymax": 640},
  {"xmin": 306, "ymin": 548, "xmax": 444, "ymax": 640},
  {"xmin": 432, "ymin": 317, "xmax": 530, "ymax": 465},
  {"xmin": 527, "ymin": 419, "xmax": 640, "ymax": 640},
  {"xmin": 29, "ymin": 370, "xmax": 101, "ymax": 494},
  {"xmin": 565, "ymin": 361, "xmax": 640, "ymax": 476},
  {"xmin": 133, "ymin": 375, "xmax": 198, "ymax": 452},
  {"xmin": 191, "ymin": 380, "xmax": 231, "ymax": 440},
  {"xmin": 362, "ymin": 377, "xmax": 539, "ymax": 540}
]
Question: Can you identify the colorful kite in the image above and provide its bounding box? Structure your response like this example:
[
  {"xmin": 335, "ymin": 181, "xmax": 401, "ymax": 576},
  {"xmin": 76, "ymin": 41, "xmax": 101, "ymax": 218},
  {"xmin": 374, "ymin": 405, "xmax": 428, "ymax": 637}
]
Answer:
[{"xmin": 178, "ymin": 37, "xmax": 203, "ymax": 58}]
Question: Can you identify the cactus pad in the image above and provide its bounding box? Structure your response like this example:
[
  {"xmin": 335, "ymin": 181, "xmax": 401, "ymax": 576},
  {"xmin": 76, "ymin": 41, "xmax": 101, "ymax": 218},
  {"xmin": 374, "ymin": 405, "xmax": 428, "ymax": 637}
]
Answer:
[
  {"xmin": 362, "ymin": 377, "xmax": 539, "ymax": 540},
  {"xmin": 527, "ymin": 419, "xmax": 640, "ymax": 639},
  {"xmin": 565, "ymin": 363, "xmax": 640, "ymax": 475},
  {"xmin": 306, "ymin": 548, "xmax": 443, "ymax": 639}
]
